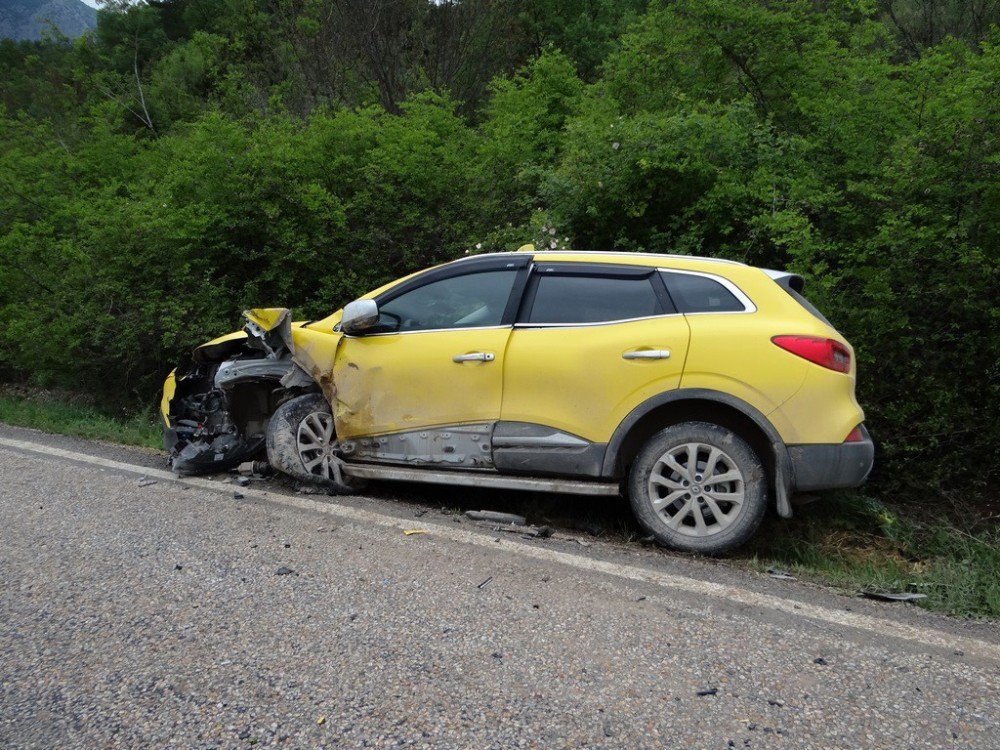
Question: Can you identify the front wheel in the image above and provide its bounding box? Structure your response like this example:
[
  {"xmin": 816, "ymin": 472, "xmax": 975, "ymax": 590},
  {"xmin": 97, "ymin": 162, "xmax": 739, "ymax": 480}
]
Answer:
[
  {"xmin": 266, "ymin": 393, "xmax": 359, "ymax": 493},
  {"xmin": 627, "ymin": 422, "xmax": 768, "ymax": 555}
]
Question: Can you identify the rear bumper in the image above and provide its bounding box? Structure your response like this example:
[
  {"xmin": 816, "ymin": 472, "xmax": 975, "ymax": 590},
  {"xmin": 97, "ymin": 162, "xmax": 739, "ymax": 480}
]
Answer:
[{"xmin": 787, "ymin": 425, "xmax": 874, "ymax": 491}]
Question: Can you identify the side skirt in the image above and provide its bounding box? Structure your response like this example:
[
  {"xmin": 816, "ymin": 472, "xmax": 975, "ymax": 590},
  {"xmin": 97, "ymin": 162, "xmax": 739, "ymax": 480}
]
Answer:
[{"xmin": 340, "ymin": 463, "xmax": 621, "ymax": 496}]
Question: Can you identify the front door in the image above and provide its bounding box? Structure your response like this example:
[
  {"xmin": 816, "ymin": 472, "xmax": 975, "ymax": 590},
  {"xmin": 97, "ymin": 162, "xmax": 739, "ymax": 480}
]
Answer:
[{"xmin": 332, "ymin": 262, "xmax": 526, "ymax": 467}]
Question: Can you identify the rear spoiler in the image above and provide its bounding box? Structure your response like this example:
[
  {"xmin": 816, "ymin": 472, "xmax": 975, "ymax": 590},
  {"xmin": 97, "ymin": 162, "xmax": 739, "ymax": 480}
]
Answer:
[{"xmin": 762, "ymin": 268, "xmax": 805, "ymax": 293}]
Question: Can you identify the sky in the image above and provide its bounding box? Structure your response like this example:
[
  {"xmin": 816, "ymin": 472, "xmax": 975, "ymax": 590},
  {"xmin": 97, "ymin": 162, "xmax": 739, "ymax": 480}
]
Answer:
[{"xmin": 80, "ymin": 0, "xmax": 100, "ymax": 8}]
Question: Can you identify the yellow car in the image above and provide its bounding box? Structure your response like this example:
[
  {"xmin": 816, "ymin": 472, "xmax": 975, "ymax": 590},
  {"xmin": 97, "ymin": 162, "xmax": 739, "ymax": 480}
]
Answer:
[{"xmin": 161, "ymin": 250, "xmax": 873, "ymax": 553}]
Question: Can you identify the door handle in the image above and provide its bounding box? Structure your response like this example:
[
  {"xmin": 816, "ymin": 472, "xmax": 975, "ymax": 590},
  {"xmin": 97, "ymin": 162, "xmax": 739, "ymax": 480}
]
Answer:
[
  {"xmin": 622, "ymin": 349, "xmax": 671, "ymax": 360},
  {"xmin": 452, "ymin": 352, "xmax": 495, "ymax": 363}
]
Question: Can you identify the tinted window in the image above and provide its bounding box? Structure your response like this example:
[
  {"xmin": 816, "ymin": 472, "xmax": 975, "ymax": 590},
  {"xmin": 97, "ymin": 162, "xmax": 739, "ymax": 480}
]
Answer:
[
  {"xmin": 527, "ymin": 274, "xmax": 661, "ymax": 324},
  {"xmin": 662, "ymin": 272, "xmax": 746, "ymax": 313},
  {"xmin": 373, "ymin": 270, "xmax": 517, "ymax": 333}
]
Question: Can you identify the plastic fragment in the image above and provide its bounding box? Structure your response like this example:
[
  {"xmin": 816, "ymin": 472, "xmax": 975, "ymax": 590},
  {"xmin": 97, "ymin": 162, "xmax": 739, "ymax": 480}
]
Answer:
[
  {"xmin": 860, "ymin": 589, "xmax": 928, "ymax": 602},
  {"xmin": 767, "ymin": 568, "xmax": 797, "ymax": 581},
  {"xmin": 465, "ymin": 510, "xmax": 527, "ymax": 526},
  {"xmin": 403, "ymin": 529, "xmax": 429, "ymax": 536}
]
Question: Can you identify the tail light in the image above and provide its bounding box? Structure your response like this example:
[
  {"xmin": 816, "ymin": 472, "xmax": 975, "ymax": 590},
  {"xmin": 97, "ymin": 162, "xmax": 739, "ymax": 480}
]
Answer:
[
  {"xmin": 771, "ymin": 335, "xmax": 851, "ymax": 373},
  {"xmin": 843, "ymin": 425, "xmax": 865, "ymax": 443}
]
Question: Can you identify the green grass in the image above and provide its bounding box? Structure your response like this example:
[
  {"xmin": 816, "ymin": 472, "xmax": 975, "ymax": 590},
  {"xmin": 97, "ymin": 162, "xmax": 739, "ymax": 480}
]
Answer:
[
  {"xmin": 0, "ymin": 389, "xmax": 163, "ymax": 450},
  {"xmin": 1, "ymin": 389, "xmax": 995, "ymax": 618},
  {"xmin": 742, "ymin": 491, "xmax": 1000, "ymax": 618}
]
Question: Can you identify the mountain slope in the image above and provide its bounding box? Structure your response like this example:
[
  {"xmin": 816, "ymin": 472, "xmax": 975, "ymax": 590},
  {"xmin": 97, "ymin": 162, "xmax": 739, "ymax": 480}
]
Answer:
[{"xmin": 0, "ymin": 0, "xmax": 96, "ymax": 41}]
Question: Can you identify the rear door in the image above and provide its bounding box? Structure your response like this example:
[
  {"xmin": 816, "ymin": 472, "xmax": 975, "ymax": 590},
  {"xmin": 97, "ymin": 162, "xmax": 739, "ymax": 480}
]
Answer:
[{"xmin": 498, "ymin": 262, "xmax": 691, "ymax": 475}]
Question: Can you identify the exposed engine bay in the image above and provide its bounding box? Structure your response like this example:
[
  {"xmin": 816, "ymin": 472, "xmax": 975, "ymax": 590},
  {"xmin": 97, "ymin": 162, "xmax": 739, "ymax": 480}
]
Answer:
[{"xmin": 165, "ymin": 310, "xmax": 316, "ymax": 475}]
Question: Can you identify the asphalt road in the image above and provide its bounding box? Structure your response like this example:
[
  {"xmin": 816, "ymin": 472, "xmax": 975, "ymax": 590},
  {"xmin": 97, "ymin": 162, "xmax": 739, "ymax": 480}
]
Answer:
[{"xmin": 1, "ymin": 425, "xmax": 998, "ymax": 749}]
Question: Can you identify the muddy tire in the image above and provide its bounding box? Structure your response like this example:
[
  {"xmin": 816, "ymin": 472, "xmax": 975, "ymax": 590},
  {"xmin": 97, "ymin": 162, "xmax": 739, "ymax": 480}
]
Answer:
[
  {"xmin": 266, "ymin": 393, "xmax": 360, "ymax": 493},
  {"xmin": 628, "ymin": 422, "xmax": 767, "ymax": 555}
]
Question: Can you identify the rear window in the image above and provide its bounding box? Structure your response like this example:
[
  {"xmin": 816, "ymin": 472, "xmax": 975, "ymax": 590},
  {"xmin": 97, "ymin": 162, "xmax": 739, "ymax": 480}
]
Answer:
[
  {"xmin": 527, "ymin": 274, "xmax": 661, "ymax": 324},
  {"xmin": 661, "ymin": 272, "xmax": 746, "ymax": 313}
]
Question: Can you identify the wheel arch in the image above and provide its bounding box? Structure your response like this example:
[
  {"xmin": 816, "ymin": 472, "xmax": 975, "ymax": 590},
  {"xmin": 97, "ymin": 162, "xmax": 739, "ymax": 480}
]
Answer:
[{"xmin": 603, "ymin": 389, "xmax": 794, "ymax": 517}]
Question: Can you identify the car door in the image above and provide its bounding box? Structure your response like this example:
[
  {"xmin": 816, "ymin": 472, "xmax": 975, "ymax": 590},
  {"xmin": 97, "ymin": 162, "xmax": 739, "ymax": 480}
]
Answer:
[
  {"xmin": 332, "ymin": 257, "xmax": 529, "ymax": 468},
  {"xmin": 497, "ymin": 262, "xmax": 691, "ymax": 476}
]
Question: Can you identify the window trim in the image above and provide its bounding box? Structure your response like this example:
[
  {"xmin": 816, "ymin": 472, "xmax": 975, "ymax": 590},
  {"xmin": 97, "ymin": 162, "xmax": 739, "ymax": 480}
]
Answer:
[
  {"xmin": 347, "ymin": 261, "xmax": 528, "ymax": 337},
  {"xmin": 658, "ymin": 268, "xmax": 757, "ymax": 315},
  {"xmin": 516, "ymin": 263, "xmax": 676, "ymax": 327}
]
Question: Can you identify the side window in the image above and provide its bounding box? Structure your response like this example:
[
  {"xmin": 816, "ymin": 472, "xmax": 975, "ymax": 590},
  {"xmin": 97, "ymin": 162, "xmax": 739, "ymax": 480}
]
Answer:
[
  {"xmin": 527, "ymin": 274, "xmax": 662, "ymax": 324},
  {"xmin": 372, "ymin": 270, "xmax": 518, "ymax": 333},
  {"xmin": 662, "ymin": 272, "xmax": 746, "ymax": 313}
]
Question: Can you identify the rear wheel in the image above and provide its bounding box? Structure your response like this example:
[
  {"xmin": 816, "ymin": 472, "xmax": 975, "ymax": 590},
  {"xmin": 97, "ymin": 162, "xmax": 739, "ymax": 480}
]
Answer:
[
  {"xmin": 266, "ymin": 393, "xmax": 359, "ymax": 493},
  {"xmin": 627, "ymin": 422, "xmax": 767, "ymax": 554}
]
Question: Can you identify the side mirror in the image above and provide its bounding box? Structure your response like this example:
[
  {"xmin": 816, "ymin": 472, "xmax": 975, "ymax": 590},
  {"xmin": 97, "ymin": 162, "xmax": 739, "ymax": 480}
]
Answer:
[{"xmin": 341, "ymin": 299, "xmax": 379, "ymax": 334}]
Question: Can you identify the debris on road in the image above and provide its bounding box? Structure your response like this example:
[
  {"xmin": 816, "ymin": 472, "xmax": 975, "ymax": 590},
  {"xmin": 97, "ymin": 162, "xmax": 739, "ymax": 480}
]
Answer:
[
  {"xmin": 861, "ymin": 589, "xmax": 928, "ymax": 602},
  {"xmin": 236, "ymin": 460, "xmax": 272, "ymax": 477},
  {"xmin": 403, "ymin": 529, "xmax": 429, "ymax": 536},
  {"xmin": 137, "ymin": 477, "xmax": 157, "ymax": 487},
  {"xmin": 275, "ymin": 566, "xmax": 295, "ymax": 576},
  {"xmin": 234, "ymin": 476, "xmax": 251, "ymax": 487},
  {"xmin": 316, "ymin": 716, "xmax": 326, "ymax": 726},
  {"xmin": 233, "ymin": 492, "xmax": 245, "ymax": 500},
  {"xmin": 696, "ymin": 688, "xmax": 718, "ymax": 697},
  {"xmin": 477, "ymin": 576, "xmax": 493, "ymax": 589},
  {"xmin": 814, "ymin": 657, "xmax": 828, "ymax": 665},
  {"xmin": 767, "ymin": 568, "xmax": 797, "ymax": 581},
  {"xmin": 576, "ymin": 539, "xmax": 592, "ymax": 547},
  {"xmin": 465, "ymin": 510, "xmax": 527, "ymax": 526},
  {"xmin": 493, "ymin": 523, "xmax": 552, "ymax": 539}
]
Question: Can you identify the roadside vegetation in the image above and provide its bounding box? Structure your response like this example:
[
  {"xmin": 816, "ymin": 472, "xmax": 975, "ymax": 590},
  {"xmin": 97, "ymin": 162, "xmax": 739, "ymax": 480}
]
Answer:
[
  {"xmin": 0, "ymin": 388, "xmax": 161, "ymax": 450},
  {"xmin": 1, "ymin": 2, "xmax": 997, "ymax": 615}
]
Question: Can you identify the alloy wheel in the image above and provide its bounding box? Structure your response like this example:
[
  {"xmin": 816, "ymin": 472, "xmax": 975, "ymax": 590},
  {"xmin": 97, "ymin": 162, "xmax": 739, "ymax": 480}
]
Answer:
[
  {"xmin": 296, "ymin": 410, "xmax": 341, "ymax": 481},
  {"xmin": 647, "ymin": 442, "xmax": 746, "ymax": 537}
]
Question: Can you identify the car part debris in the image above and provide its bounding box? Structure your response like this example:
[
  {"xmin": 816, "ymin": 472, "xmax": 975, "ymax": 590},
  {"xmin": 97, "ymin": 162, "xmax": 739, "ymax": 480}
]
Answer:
[
  {"xmin": 477, "ymin": 576, "xmax": 493, "ymax": 589},
  {"xmin": 860, "ymin": 589, "xmax": 928, "ymax": 602},
  {"xmin": 237, "ymin": 460, "xmax": 273, "ymax": 477},
  {"xmin": 767, "ymin": 568, "xmax": 797, "ymax": 580},
  {"xmin": 696, "ymin": 688, "xmax": 718, "ymax": 697},
  {"xmin": 493, "ymin": 523, "xmax": 552, "ymax": 539},
  {"xmin": 234, "ymin": 476, "xmax": 251, "ymax": 487},
  {"xmin": 465, "ymin": 510, "xmax": 527, "ymax": 526}
]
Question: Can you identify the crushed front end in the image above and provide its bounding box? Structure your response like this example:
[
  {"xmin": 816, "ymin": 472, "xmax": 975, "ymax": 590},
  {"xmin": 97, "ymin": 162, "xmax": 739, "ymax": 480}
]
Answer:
[{"xmin": 161, "ymin": 310, "xmax": 299, "ymax": 475}]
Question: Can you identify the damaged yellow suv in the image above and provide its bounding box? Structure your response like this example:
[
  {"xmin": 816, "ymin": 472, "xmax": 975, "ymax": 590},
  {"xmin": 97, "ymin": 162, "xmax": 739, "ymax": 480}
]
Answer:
[{"xmin": 161, "ymin": 250, "xmax": 873, "ymax": 553}]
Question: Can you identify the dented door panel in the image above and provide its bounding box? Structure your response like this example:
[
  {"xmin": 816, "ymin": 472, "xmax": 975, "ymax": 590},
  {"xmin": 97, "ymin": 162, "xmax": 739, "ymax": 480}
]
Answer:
[{"xmin": 331, "ymin": 328, "xmax": 511, "ymax": 440}]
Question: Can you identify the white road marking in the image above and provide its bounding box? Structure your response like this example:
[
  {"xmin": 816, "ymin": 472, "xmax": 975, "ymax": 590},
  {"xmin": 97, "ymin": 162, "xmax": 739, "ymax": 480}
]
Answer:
[{"xmin": 2, "ymin": 435, "xmax": 998, "ymax": 663}]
